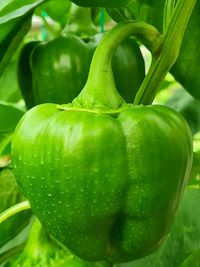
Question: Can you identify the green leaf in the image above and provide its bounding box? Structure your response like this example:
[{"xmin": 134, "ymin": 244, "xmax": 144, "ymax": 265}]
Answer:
[
  {"xmin": 0, "ymin": 0, "xmax": 49, "ymax": 76},
  {"xmin": 106, "ymin": 5, "xmax": 136, "ymax": 22},
  {"xmin": 0, "ymin": 58, "xmax": 22, "ymax": 103},
  {"xmin": 117, "ymin": 188, "xmax": 200, "ymax": 267},
  {"xmin": 0, "ymin": 0, "xmax": 44, "ymax": 23},
  {"xmin": 0, "ymin": 14, "xmax": 32, "ymax": 77},
  {"xmin": 165, "ymin": 87, "xmax": 200, "ymax": 135},
  {"xmin": 107, "ymin": 0, "xmax": 150, "ymax": 23},
  {"xmin": 0, "ymin": 104, "xmax": 24, "ymax": 155},
  {"xmin": 178, "ymin": 249, "xmax": 200, "ymax": 267},
  {"xmin": 70, "ymin": 0, "xmax": 132, "ymax": 8},
  {"xmin": 0, "ymin": 168, "xmax": 32, "ymax": 247}
]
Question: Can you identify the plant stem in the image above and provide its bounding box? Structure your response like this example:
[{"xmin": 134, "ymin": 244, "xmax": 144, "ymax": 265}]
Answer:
[
  {"xmin": 134, "ymin": 0, "xmax": 197, "ymax": 105},
  {"xmin": 100, "ymin": 9, "xmax": 105, "ymax": 32},
  {"xmin": 163, "ymin": 0, "xmax": 176, "ymax": 33},
  {"xmin": 73, "ymin": 21, "xmax": 161, "ymax": 111},
  {"xmin": 64, "ymin": 3, "xmax": 97, "ymax": 36},
  {"xmin": 0, "ymin": 201, "xmax": 30, "ymax": 224}
]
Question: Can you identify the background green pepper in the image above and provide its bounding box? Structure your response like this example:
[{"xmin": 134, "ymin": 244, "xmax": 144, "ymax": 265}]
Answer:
[
  {"xmin": 31, "ymin": 34, "xmax": 94, "ymax": 106},
  {"xmin": 17, "ymin": 6, "xmax": 145, "ymax": 108},
  {"xmin": 17, "ymin": 41, "xmax": 40, "ymax": 109}
]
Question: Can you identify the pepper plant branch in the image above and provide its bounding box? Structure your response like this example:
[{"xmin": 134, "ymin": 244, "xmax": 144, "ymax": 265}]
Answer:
[
  {"xmin": 63, "ymin": 3, "xmax": 97, "ymax": 36},
  {"xmin": 0, "ymin": 201, "xmax": 30, "ymax": 224},
  {"xmin": 134, "ymin": 0, "xmax": 197, "ymax": 105}
]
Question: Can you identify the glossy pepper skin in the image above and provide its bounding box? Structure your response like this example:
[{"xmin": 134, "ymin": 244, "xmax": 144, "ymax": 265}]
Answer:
[
  {"xmin": 12, "ymin": 21, "xmax": 193, "ymax": 263},
  {"xmin": 31, "ymin": 34, "xmax": 94, "ymax": 106},
  {"xmin": 12, "ymin": 104, "xmax": 192, "ymax": 263},
  {"xmin": 70, "ymin": 0, "xmax": 131, "ymax": 8}
]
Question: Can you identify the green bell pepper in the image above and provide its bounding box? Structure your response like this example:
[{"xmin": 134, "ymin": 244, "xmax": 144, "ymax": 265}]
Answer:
[
  {"xmin": 17, "ymin": 6, "xmax": 145, "ymax": 108},
  {"xmin": 12, "ymin": 21, "xmax": 193, "ymax": 263},
  {"xmin": 31, "ymin": 34, "xmax": 94, "ymax": 106},
  {"xmin": 17, "ymin": 41, "xmax": 40, "ymax": 109}
]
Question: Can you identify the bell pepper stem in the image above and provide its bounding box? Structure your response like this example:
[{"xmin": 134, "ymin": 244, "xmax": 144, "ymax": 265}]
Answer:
[
  {"xmin": 134, "ymin": 0, "xmax": 197, "ymax": 105},
  {"xmin": 63, "ymin": 3, "xmax": 97, "ymax": 36},
  {"xmin": 73, "ymin": 21, "xmax": 162, "ymax": 110},
  {"xmin": 0, "ymin": 201, "xmax": 30, "ymax": 224}
]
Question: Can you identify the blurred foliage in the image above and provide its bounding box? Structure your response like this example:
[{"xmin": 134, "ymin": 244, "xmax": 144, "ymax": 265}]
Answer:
[
  {"xmin": 35, "ymin": 0, "xmax": 71, "ymax": 27},
  {"xmin": 117, "ymin": 188, "xmax": 200, "ymax": 267},
  {"xmin": 166, "ymin": 88, "xmax": 200, "ymax": 135},
  {"xmin": 0, "ymin": 168, "xmax": 32, "ymax": 248},
  {"xmin": 0, "ymin": 58, "xmax": 22, "ymax": 104},
  {"xmin": 0, "ymin": 104, "xmax": 24, "ymax": 156},
  {"xmin": 4, "ymin": 218, "xmax": 110, "ymax": 267}
]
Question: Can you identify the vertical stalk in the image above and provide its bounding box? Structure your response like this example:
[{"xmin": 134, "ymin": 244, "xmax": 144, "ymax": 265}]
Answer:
[
  {"xmin": 163, "ymin": 0, "xmax": 177, "ymax": 33},
  {"xmin": 134, "ymin": 0, "xmax": 197, "ymax": 105},
  {"xmin": 64, "ymin": 3, "xmax": 97, "ymax": 36},
  {"xmin": 100, "ymin": 9, "xmax": 105, "ymax": 32}
]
